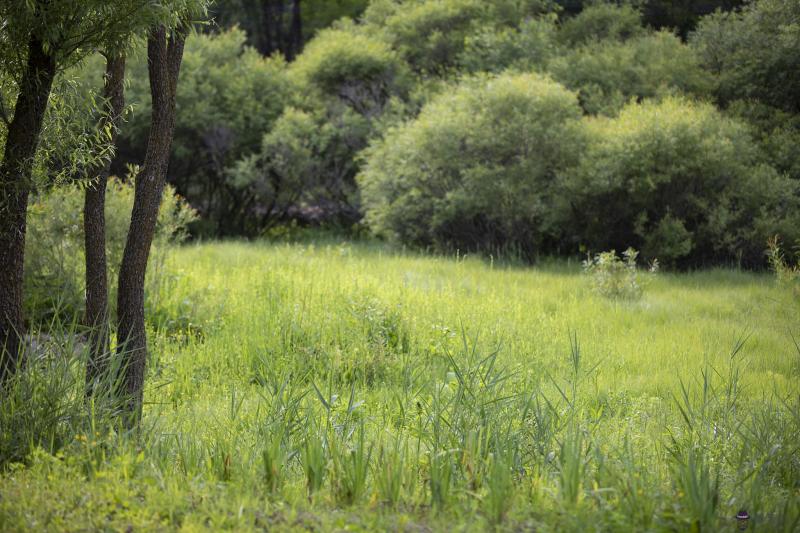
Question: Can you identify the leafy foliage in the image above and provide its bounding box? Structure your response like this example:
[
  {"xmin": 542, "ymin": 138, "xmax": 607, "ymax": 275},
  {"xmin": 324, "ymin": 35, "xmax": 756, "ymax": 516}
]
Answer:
[
  {"xmin": 359, "ymin": 72, "xmax": 585, "ymax": 258},
  {"xmin": 557, "ymin": 2, "xmax": 645, "ymax": 47},
  {"xmin": 363, "ymin": 0, "xmax": 553, "ymax": 73},
  {"xmin": 0, "ymin": 0, "xmax": 207, "ymax": 193},
  {"xmin": 561, "ymin": 97, "xmax": 800, "ymax": 267},
  {"xmin": 460, "ymin": 15, "xmax": 560, "ymax": 73},
  {"xmin": 363, "ymin": 0, "xmax": 486, "ymax": 73},
  {"xmin": 24, "ymin": 178, "xmax": 197, "ymax": 324},
  {"xmin": 691, "ymin": 0, "xmax": 800, "ymax": 187},
  {"xmin": 549, "ymin": 31, "xmax": 712, "ymax": 115},
  {"xmin": 691, "ymin": 0, "xmax": 800, "ymax": 113},
  {"xmin": 0, "ymin": 65, "xmax": 113, "ymax": 191},
  {"xmin": 289, "ymin": 26, "xmax": 409, "ymax": 113}
]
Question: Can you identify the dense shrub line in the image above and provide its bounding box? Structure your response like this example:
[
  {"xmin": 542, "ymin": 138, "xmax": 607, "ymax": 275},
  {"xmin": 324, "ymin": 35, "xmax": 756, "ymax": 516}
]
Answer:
[
  {"xmin": 360, "ymin": 81, "xmax": 799, "ymax": 267},
  {"xmin": 46, "ymin": 0, "xmax": 800, "ymax": 268}
]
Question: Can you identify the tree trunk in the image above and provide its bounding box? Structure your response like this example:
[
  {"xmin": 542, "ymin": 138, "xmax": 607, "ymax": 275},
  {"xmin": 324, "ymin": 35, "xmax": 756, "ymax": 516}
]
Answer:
[
  {"xmin": 116, "ymin": 25, "xmax": 186, "ymax": 426},
  {"xmin": 287, "ymin": 0, "xmax": 302, "ymax": 60},
  {"xmin": 84, "ymin": 53, "xmax": 126, "ymax": 397},
  {"xmin": 259, "ymin": 1, "xmax": 277, "ymax": 56},
  {"xmin": 0, "ymin": 36, "xmax": 56, "ymax": 388}
]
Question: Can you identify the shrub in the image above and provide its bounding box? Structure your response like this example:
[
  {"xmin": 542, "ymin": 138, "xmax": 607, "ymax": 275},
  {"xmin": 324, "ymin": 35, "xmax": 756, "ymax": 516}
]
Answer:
[
  {"xmin": 557, "ymin": 2, "xmax": 645, "ymax": 48},
  {"xmin": 359, "ymin": 72, "xmax": 586, "ymax": 258},
  {"xmin": 560, "ymin": 97, "xmax": 800, "ymax": 267},
  {"xmin": 24, "ymin": 178, "xmax": 197, "ymax": 325},
  {"xmin": 583, "ymin": 248, "xmax": 657, "ymax": 300},
  {"xmin": 460, "ymin": 16, "xmax": 560, "ymax": 73},
  {"xmin": 259, "ymin": 26, "xmax": 411, "ymax": 231},
  {"xmin": 363, "ymin": 0, "xmax": 485, "ymax": 74},
  {"xmin": 724, "ymin": 100, "xmax": 800, "ymax": 183},
  {"xmin": 363, "ymin": 0, "xmax": 555, "ymax": 74},
  {"xmin": 289, "ymin": 27, "xmax": 410, "ymax": 115},
  {"xmin": 228, "ymin": 106, "xmax": 369, "ymax": 231},
  {"xmin": 549, "ymin": 31, "xmax": 712, "ymax": 115},
  {"xmin": 228, "ymin": 108, "xmax": 320, "ymax": 232},
  {"xmin": 691, "ymin": 0, "xmax": 800, "ymax": 113}
]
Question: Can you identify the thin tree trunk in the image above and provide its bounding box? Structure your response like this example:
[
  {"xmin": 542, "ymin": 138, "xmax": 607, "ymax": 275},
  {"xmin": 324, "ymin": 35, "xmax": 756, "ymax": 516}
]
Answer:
[
  {"xmin": 259, "ymin": 0, "xmax": 280, "ymax": 56},
  {"xmin": 287, "ymin": 0, "xmax": 302, "ymax": 60},
  {"xmin": 116, "ymin": 25, "xmax": 186, "ymax": 427},
  {"xmin": 273, "ymin": 0, "xmax": 287, "ymax": 56},
  {"xmin": 84, "ymin": 53, "xmax": 126, "ymax": 397},
  {"xmin": 0, "ymin": 36, "xmax": 56, "ymax": 388}
]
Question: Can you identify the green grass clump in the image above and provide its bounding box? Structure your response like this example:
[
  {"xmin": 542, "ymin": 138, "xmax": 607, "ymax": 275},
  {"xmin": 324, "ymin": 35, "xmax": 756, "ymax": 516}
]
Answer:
[{"xmin": 1, "ymin": 239, "xmax": 799, "ymax": 531}]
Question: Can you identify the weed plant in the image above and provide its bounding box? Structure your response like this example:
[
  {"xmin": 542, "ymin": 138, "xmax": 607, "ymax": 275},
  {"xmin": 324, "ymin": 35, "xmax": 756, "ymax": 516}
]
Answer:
[{"xmin": 583, "ymin": 247, "xmax": 658, "ymax": 299}]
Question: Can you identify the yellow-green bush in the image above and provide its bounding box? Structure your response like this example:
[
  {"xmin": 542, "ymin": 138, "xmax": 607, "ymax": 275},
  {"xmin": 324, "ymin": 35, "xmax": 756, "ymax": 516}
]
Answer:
[
  {"xmin": 561, "ymin": 97, "xmax": 800, "ymax": 266},
  {"xmin": 364, "ymin": 0, "xmax": 486, "ymax": 73},
  {"xmin": 549, "ymin": 31, "xmax": 712, "ymax": 115},
  {"xmin": 24, "ymin": 179, "xmax": 197, "ymax": 324},
  {"xmin": 557, "ymin": 2, "xmax": 645, "ymax": 48},
  {"xmin": 460, "ymin": 15, "xmax": 559, "ymax": 73},
  {"xmin": 359, "ymin": 72, "xmax": 585, "ymax": 258},
  {"xmin": 289, "ymin": 26, "xmax": 410, "ymax": 112}
]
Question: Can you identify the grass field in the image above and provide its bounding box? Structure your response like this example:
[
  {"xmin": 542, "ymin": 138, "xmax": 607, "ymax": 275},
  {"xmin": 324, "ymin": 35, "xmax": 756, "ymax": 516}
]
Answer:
[{"xmin": 1, "ymin": 239, "xmax": 799, "ymax": 531}]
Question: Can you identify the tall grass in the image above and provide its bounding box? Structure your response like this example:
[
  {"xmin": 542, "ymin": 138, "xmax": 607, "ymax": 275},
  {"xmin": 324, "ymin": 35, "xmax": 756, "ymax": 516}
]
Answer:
[{"xmin": 1, "ymin": 239, "xmax": 798, "ymax": 531}]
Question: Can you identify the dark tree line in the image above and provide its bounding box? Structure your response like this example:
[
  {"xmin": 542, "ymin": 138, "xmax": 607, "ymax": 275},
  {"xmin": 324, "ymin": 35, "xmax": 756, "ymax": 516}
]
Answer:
[
  {"xmin": 208, "ymin": 0, "xmax": 370, "ymax": 59},
  {"xmin": 215, "ymin": 0, "xmax": 304, "ymax": 60}
]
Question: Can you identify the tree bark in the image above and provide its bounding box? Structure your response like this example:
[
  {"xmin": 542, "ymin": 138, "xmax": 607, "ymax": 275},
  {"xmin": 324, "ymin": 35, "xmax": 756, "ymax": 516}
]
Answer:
[
  {"xmin": 0, "ymin": 36, "xmax": 56, "ymax": 388},
  {"xmin": 84, "ymin": 53, "xmax": 126, "ymax": 397},
  {"xmin": 116, "ymin": 25, "xmax": 186, "ymax": 426}
]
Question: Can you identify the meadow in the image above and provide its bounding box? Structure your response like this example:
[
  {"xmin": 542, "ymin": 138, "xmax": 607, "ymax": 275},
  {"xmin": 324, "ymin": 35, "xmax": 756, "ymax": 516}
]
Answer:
[{"xmin": 1, "ymin": 238, "xmax": 798, "ymax": 531}]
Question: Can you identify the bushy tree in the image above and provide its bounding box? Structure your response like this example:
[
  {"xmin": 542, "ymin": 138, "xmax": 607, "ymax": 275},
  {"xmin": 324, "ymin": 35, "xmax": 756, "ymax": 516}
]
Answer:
[
  {"xmin": 363, "ymin": 0, "xmax": 485, "ymax": 73},
  {"xmin": 724, "ymin": 100, "xmax": 800, "ymax": 183},
  {"xmin": 228, "ymin": 108, "xmax": 317, "ymax": 231},
  {"xmin": 557, "ymin": 2, "xmax": 645, "ymax": 47},
  {"xmin": 691, "ymin": 0, "xmax": 800, "ymax": 114},
  {"xmin": 691, "ymin": 0, "xmax": 800, "ymax": 186},
  {"xmin": 227, "ymin": 106, "xmax": 369, "ymax": 230},
  {"xmin": 460, "ymin": 16, "xmax": 560, "ymax": 73},
  {"xmin": 289, "ymin": 26, "xmax": 410, "ymax": 115},
  {"xmin": 549, "ymin": 31, "xmax": 712, "ymax": 115},
  {"xmin": 560, "ymin": 97, "xmax": 799, "ymax": 266},
  {"xmin": 359, "ymin": 72, "xmax": 586, "ymax": 258},
  {"xmin": 238, "ymin": 24, "xmax": 414, "ymax": 230},
  {"xmin": 363, "ymin": 0, "xmax": 554, "ymax": 74}
]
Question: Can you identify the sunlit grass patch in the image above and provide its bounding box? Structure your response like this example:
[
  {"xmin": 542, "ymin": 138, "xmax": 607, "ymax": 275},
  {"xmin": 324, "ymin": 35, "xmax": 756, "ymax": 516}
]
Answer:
[{"xmin": 1, "ymin": 239, "xmax": 798, "ymax": 531}]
